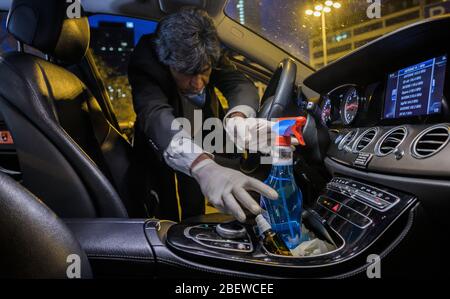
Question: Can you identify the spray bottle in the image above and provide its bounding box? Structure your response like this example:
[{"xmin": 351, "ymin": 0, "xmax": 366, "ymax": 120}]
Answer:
[{"xmin": 260, "ymin": 117, "xmax": 307, "ymax": 250}]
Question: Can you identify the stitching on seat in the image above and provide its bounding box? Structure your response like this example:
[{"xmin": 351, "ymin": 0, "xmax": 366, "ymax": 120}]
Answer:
[
  {"xmin": 87, "ymin": 253, "xmax": 154, "ymax": 261},
  {"xmin": 155, "ymin": 257, "xmax": 274, "ymax": 279}
]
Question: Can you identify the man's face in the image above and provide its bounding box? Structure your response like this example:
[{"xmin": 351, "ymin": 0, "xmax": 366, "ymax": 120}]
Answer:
[{"xmin": 170, "ymin": 65, "xmax": 212, "ymax": 95}]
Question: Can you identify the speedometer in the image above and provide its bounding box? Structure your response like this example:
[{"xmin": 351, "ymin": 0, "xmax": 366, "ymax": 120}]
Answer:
[
  {"xmin": 341, "ymin": 87, "xmax": 360, "ymax": 125},
  {"xmin": 321, "ymin": 98, "xmax": 332, "ymax": 126}
]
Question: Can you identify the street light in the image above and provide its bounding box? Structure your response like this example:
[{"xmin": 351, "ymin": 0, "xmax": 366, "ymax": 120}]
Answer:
[
  {"xmin": 333, "ymin": 2, "xmax": 342, "ymax": 9},
  {"xmin": 305, "ymin": 1, "xmax": 341, "ymax": 66}
]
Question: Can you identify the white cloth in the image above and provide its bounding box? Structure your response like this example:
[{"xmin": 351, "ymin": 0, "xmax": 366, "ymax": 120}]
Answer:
[
  {"xmin": 163, "ymin": 119, "xmax": 213, "ymax": 176},
  {"xmin": 191, "ymin": 159, "xmax": 278, "ymax": 222},
  {"xmin": 290, "ymin": 238, "xmax": 335, "ymax": 257},
  {"xmin": 289, "ymin": 225, "xmax": 336, "ymax": 257}
]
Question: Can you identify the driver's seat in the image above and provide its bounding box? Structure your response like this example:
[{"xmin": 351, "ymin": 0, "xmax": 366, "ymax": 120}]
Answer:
[{"xmin": 0, "ymin": 0, "xmax": 135, "ymax": 217}]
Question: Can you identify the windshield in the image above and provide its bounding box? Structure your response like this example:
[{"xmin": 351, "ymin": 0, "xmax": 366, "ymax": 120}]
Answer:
[{"xmin": 225, "ymin": 0, "xmax": 450, "ymax": 69}]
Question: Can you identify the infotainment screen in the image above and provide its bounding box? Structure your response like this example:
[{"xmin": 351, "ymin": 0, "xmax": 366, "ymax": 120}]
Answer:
[{"xmin": 383, "ymin": 55, "xmax": 447, "ymax": 119}]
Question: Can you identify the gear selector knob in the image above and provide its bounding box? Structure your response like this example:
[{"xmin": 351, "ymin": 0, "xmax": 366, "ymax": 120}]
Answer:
[{"xmin": 216, "ymin": 221, "xmax": 247, "ymax": 239}]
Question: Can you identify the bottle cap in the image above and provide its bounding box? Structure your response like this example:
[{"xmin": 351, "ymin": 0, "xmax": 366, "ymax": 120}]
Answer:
[
  {"xmin": 272, "ymin": 117, "xmax": 307, "ymax": 146},
  {"xmin": 256, "ymin": 215, "xmax": 272, "ymax": 234}
]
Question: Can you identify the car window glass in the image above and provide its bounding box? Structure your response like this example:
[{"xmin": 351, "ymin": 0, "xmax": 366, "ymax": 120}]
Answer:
[
  {"xmin": 225, "ymin": 0, "xmax": 450, "ymax": 70},
  {"xmin": 88, "ymin": 14, "xmax": 158, "ymax": 131}
]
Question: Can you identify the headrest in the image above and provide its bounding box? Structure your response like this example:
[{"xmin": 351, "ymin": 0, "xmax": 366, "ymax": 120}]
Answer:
[{"xmin": 6, "ymin": 0, "xmax": 90, "ymax": 64}]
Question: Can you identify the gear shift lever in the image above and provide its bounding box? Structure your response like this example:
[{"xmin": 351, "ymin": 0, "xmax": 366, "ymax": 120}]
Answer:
[{"xmin": 216, "ymin": 221, "xmax": 247, "ymax": 239}]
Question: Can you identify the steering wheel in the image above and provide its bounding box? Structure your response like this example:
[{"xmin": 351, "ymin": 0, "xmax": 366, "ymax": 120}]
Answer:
[
  {"xmin": 241, "ymin": 58, "xmax": 298, "ymax": 174},
  {"xmin": 258, "ymin": 58, "xmax": 297, "ymax": 119}
]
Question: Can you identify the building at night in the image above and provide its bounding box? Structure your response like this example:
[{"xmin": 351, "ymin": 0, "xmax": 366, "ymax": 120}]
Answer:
[{"xmin": 90, "ymin": 21, "xmax": 135, "ymax": 76}]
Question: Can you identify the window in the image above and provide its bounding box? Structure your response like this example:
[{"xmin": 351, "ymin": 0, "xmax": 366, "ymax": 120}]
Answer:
[
  {"xmin": 353, "ymin": 22, "xmax": 383, "ymax": 36},
  {"xmin": 385, "ymin": 10, "xmax": 421, "ymax": 27},
  {"xmin": 354, "ymin": 36, "xmax": 382, "ymax": 48},
  {"xmin": 227, "ymin": 50, "xmax": 269, "ymax": 100},
  {"xmin": 225, "ymin": 0, "xmax": 450, "ymax": 70},
  {"xmin": 327, "ymin": 43, "xmax": 351, "ymax": 55},
  {"xmin": 225, "ymin": 0, "xmax": 310, "ymax": 65},
  {"xmin": 88, "ymin": 15, "xmax": 158, "ymax": 128},
  {"xmin": 3, "ymin": 13, "xmax": 158, "ymax": 128}
]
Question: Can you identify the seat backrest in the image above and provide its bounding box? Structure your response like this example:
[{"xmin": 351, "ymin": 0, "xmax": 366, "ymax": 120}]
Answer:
[
  {"xmin": 0, "ymin": 171, "xmax": 92, "ymax": 278},
  {"xmin": 0, "ymin": 0, "xmax": 133, "ymax": 217}
]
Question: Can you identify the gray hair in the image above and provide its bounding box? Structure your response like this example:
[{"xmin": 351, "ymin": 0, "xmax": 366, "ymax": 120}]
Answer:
[{"xmin": 155, "ymin": 7, "xmax": 221, "ymax": 75}]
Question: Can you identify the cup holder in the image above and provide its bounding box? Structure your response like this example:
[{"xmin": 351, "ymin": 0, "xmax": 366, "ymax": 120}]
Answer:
[{"xmin": 260, "ymin": 210, "xmax": 345, "ymax": 258}]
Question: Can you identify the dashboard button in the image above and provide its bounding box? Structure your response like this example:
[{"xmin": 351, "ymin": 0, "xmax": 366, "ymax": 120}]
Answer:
[{"xmin": 317, "ymin": 196, "xmax": 372, "ymax": 229}]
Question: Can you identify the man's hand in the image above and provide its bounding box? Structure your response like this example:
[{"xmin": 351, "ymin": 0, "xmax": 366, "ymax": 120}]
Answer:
[
  {"xmin": 191, "ymin": 159, "xmax": 278, "ymax": 222},
  {"xmin": 225, "ymin": 117, "xmax": 275, "ymax": 154}
]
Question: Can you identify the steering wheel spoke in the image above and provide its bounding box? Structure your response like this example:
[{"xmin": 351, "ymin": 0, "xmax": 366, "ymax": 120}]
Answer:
[{"xmin": 258, "ymin": 58, "xmax": 298, "ymax": 120}]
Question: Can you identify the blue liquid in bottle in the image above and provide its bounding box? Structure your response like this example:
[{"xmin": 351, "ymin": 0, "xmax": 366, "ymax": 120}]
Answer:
[{"xmin": 261, "ymin": 145, "xmax": 303, "ymax": 249}]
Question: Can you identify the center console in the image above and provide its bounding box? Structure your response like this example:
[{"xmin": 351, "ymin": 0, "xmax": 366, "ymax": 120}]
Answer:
[
  {"xmin": 162, "ymin": 177, "xmax": 416, "ymax": 278},
  {"xmin": 66, "ymin": 176, "xmax": 420, "ymax": 279}
]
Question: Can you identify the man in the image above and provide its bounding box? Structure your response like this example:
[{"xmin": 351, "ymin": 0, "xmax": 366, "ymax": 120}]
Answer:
[{"xmin": 129, "ymin": 7, "xmax": 277, "ymax": 222}]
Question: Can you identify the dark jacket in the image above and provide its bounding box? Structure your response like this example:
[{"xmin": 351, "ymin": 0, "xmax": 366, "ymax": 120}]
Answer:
[
  {"xmin": 128, "ymin": 34, "xmax": 260, "ymax": 220},
  {"xmin": 128, "ymin": 34, "xmax": 260, "ymax": 157}
]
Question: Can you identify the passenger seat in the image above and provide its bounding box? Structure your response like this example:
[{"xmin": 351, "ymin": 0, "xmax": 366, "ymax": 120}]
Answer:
[{"xmin": 0, "ymin": 0, "xmax": 143, "ymax": 217}]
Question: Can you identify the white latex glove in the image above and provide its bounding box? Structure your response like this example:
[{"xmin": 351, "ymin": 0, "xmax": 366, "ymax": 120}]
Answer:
[
  {"xmin": 191, "ymin": 159, "xmax": 278, "ymax": 222},
  {"xmin": 225, "ymin": 117, "xmax": 276, "ymax": 154},
  {"xmin": 225, "ymin": 117, "xmax": 302, "ymax": 153}
]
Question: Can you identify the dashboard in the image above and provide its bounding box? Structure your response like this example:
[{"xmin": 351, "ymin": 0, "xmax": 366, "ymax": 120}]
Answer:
[
  {"xmin": 303, "ymin": 16, "xmax": 450, "ymax": 179},
  {"xmin": 300, "ymin": 16, "xmax": 450, "ymax": 261},
  {"xmin": 319, "ymin": 55, "xmax": 448, "ymax": 129}
]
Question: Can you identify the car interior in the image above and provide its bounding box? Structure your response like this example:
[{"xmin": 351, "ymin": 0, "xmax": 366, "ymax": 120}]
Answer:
[{"xmin": 0, "ymin": 0, "xmax": 449, "ymax": 279}]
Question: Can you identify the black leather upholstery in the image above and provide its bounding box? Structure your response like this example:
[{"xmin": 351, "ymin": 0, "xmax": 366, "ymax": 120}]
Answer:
[
  {"xmin": 0, "ymin": 53, "xmax": 130, "ymax": 217},
  {"xmin": 0, "ymin": 0, "xmax": 136, "ymax": 218},
  {"xmin": 65, "ymin": 218, "xmax": 155, "ymax": 278},
  {"xmin": 66, "ymin": 219, "xmax": 153, "ymax": 262},
  {"xmin": 7, "ymin": 0, "xmax": 89, "ymax": 64},
  {"xmin": 0, "ymin": 171, "xmax": 92, "ymax": 278}
]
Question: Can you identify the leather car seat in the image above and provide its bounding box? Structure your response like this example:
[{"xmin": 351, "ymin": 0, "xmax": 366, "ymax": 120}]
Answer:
[
  {"xmin": 0, "ymin": 0, "xmax": 139, "ymax": 217},
  {"xmin": 0, "ymin": 171, "xmax": 92, "ymax": 278}
]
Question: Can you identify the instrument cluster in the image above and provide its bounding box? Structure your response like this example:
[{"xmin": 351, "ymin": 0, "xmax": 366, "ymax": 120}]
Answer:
[{"xmin": 320, "ymin": 85, "xmax": 367, "ymax": 128}]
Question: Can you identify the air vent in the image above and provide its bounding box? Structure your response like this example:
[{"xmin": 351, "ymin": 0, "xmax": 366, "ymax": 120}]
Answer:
[
  {"xmin": 376, "ymin": 127, "xmax": 407, "ymax": 156},
  {"xmin": 338, "ymin": 130, "xmax": 358, "ymax": 151},
  {"xmin": 353, "ymin": 128, "xmax": 378, "ymax": 152},
  {"xmin": 412, "ymin": 125, "xmax": 450, "ymax": 159}
]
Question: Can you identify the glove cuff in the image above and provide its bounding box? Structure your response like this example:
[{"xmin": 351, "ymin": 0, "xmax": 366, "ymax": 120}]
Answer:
[
  {"xmin": 191, "ymin": 158, "xmax": 216, "ymax": 177},
  {"xmin": 224, "ymin": 105, "xmax": 257, "ymax": 121}
]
